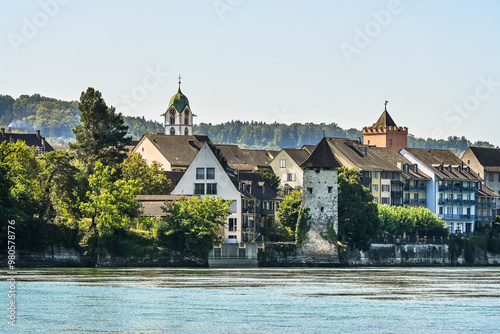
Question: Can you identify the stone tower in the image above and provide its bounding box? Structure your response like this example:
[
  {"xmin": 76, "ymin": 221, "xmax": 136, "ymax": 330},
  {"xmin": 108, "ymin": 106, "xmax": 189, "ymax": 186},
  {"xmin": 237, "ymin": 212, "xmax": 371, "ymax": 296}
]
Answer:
[
  {"xmin": 162, "ymin": 76, "xmax": 194, "ymax": 136},
  {"xmin": 299, "ymin": 137, "xmax": 342, "ymax": 256},
  {"xmin": 362, "ymin": 102, "xmax": 408, "ymax": 153}
]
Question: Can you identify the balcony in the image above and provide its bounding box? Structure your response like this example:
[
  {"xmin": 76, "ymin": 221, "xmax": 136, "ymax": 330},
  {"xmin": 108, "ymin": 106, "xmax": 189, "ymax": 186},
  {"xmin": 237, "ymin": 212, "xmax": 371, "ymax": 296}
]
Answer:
[
  {"xmin": 437, "ymin": 199, "xmax": 476, "ymax": 206},
  {"xmin": 438, "ymin": 185, "xmax": 475, "ymax": 192},
  {"xmin": 404, "ymin": 185, "xmax": 426, "ymax": 191},
  {"xmin": 476, "ymin": 201, "xmax": 496, "ymax": 208},
  {"xmin": 475, "ymin": 215, "xmax": 496, "ymax": 222},
  {"xmin": 403, "ymin": 199, "xmax": 426, "ymax": 205},
  {"xmin": 438, "ymin": 214, "xmax": 475, "ymax": 221}
]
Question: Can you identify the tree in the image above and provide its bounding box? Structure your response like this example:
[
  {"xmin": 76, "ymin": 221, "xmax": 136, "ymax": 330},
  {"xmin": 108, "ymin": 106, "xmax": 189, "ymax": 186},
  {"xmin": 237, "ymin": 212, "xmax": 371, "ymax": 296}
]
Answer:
[
  {"xmin": 378, "ymin": 205, "xmax": 447, "ymax": 238},
  {"xmin": 255, "ymin": 168, "xmax": 280, "ymax": 193},
  {"xmin": 159, "ymin": 196, "xmax": 231, "ymax": 255},
  {"xmin": 276, "ymin": 190, "xmax": 302, "ymax": 239},
  {"xmin": 295, "ymin": 206, "xmax": 311, "ymax": 246},
  {"xmin": 337, "ymin": 167, "xmax": 380, "ymax": 251},
  {"xmin": 80, "ymin": 162, "xmax": 141, "ymax": 238},
  {"xmin": 121, "ymin": 152, "xmax": 172, "ymax": 195},
  {"xmin": 70, "ymin": 88, "xmax": 131, "ymax": 174}
]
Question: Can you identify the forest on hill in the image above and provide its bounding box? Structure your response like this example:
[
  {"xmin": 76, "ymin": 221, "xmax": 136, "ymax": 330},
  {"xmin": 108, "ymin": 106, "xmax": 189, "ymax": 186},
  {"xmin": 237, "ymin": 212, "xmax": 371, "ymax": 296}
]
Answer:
[{"xmin": 0, "ymin": 93, "xmax": 497, "ymax": 155}]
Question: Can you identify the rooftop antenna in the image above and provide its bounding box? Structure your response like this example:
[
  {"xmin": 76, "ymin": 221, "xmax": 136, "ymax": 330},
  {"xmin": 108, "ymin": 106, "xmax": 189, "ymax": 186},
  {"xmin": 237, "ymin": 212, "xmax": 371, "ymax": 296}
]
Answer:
[
  {"xmin": 178, "ymin": 74, "xmax": 182, "ymax": 88},
  {"xmin": 384, "ymin": 100, "xmax": 388, "ymax": 111}
]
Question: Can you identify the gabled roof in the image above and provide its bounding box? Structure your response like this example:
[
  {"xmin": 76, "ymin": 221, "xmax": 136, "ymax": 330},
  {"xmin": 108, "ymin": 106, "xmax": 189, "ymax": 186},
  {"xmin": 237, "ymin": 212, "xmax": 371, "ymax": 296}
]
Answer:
[
  {"xmin": 405, "ymin": 148, "xmax": 481, "ymax": 181},
  {"xmin": 214, "ymin": 144, "xmax": 272, "ymax": 171},
  {"xmin": 164, "ymin": 171, "xmax": 185, "ymax": 188},
  {"xmin": 0, "ymin": 130, "xmax": 54, "ymax": 154},
  {"xmin": 372, "ymin": 147, "xmax": 431, "ymax": 180},
  {"xmin": 136, "ymin": 134, "xmax": 211, "ymax": 167},
  {"xmin": 300, "ymin": 137, "xmax": 342, "ymax": 169},
  {"xmin": 373, "ymin": 110, "xmax": 397, "ymax": 127},
  {"xmin": 476, "ymin": 184, "xmax": 500, "ymax": 198},
  {"xmin": 301, "ymin": 144, "xmax": 316, "ymax": 154},
  {"xmin": 135, "ymin": 194, "xmax": 192, "ymax": 217},
  {"xmin": 467, "ymin": 147, "xmax": 500, "ymax": 172},
  {"xmin": 282, "ymin": 148, "xmax": 310, "ymax": 166},
  {"xmin": 325, "ymin": 137, "xmax": 400, "ymax": 171}
]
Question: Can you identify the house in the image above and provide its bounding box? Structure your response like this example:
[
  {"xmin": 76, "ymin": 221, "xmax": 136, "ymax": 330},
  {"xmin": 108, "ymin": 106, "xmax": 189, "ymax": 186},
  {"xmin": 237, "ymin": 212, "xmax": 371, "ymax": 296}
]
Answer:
[
  {"xmin": 269, "ymin": 148, "xmax": 310, "ymax": 189},
  {"xmin": 462, "ymin": 146, "xmax": 500, "ymax": 215},
  {"xmin": 1, "ymin": 128, "xmax": 54, "ymax": 157},
  {"xmin": 135, "ymin": 194, "xmax": 190, "ymax": 218},
  {"xmin": 132, "ymin": 134, "xmax": 211, "ymax": 171},
  {"xmin": 400, "ymin": 148, "xmax": 483, "ymax": 234},
  {"xmin": 362, "ymin": 102, "xmax": 408, "ymax": 153},
  {"xmin": 170, "ymin": 142, "xmax": 279, "ymax": 243},
  {"xmin": 323, "ymin": 137, "xmax": 403, "ymax": 205}
]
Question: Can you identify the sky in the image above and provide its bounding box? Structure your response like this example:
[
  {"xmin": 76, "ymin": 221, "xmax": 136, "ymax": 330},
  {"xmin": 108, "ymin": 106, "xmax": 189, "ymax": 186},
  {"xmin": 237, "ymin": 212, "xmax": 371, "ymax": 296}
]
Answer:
[{"xmin": 1, "ymin": 0, "xmax": 499, "ymax": 146}]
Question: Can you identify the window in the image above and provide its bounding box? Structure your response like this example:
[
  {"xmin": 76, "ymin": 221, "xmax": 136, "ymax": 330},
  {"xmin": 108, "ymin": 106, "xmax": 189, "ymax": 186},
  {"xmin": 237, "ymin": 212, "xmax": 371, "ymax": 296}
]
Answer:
[
  {"xmin": 170, "ymin": 127, "xmax": 175, "ymax": 135},
  {"xmin": 372, "ymin": 184, "xmax": 378, "ymax": 192},
  {"xmin": 373, "ymin": 171, "xmax": 378, "ymax": 179},
  {"xmin": 446, "ymin": 207, "xmax": 453, "ymax": 215},
  {"xmin": 196, "ymin": 168, "xmax": 205, "ymax": 179},
  {"xmin": 382, "ymin": 197, "xmax": 389, "ymax": 204},
  {"xmin": 413, "ymin": 193, "xmax": 419, "ymax": 200},
  {"xmin": 320, "ymin": 207, "xmax": 324, "ymax": 212},
  {"xmin": 287, "ymin": 173, "xmax": 295, "ymax": 181},
  {"xmin": 389, "ymin": 139, "xmax": 392, "ymax": 145},
  {"xmin": 382, "ymin": 185, "xmax": 390, "ymax": 192},
  {"xmin": 206, "ymin": 183, "xmax": 217, "ymax": 195},
  {"xmin": 184, "ymin": 116, "xmax": 189, "ymax": 125},
  {"xmin": 328, "ymin": 186, "xmax": 333, "ymax": 193},
  {"xmin": 373, "ymin": 197, "xmax": 378, "ymax": 203},
  {"xmin": 194, "ymin": 183, "xmax": 205, "ymax": 195},
  {"xmin": 307, "ymin": 187, "xmax": 313, "ymax": 194},
  {"xmin": 439, "ymin": 207, "xmax": 443, "ymax": 214},
  {"xmin": 280, "ymin": 159, "xmax": 286, "ymax": 168},
  {"xmin": 170, "ymin": 116, "xmax": 175, "ymax": 125},
  {"xmin": 228, "ymin": 218, "xmax": 237, "ymax": 231},
  {"xmin": 184, "ymin": 128, "xmax": 188, "ymax": 135},
  {"xmin": 206, "ymin": 168, "xmax": 215, "ymax": 179}
]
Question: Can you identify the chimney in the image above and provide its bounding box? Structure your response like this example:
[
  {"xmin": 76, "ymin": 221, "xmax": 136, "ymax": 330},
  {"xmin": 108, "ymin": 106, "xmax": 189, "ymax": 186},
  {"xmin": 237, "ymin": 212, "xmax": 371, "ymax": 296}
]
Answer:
[
  {"xmin": 7, "ymin": 127, "xmax": 12, "ymax": 133},
  {"xmin": 36, "ymin": 130, "xmax": 41, "ymax": 138},
  {"xmin": 41, "ymin": 137, "xmax": 46, "ymax": 147},
  {"xmin": 1, "ymin": 128, "xmax": 4, "ymax": 136}
]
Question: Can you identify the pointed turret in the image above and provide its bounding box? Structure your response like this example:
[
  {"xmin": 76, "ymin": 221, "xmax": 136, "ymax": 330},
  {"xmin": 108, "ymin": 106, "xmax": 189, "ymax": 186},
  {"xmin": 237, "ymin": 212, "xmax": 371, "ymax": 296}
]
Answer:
[{"xmin": 300, "ymin": 137, "xmax": 342, "ymax": 169}]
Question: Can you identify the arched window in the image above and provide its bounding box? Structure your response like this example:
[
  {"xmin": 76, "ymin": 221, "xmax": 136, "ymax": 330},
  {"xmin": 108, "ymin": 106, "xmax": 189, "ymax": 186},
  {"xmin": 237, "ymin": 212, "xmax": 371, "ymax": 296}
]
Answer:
[
  {"xmin": 170, "ymin": 116, "xmax": 175, "ymax": 125},
  {"xmin": 170, "ymin": 127, "xmax": 175, "ymax": 135},
  {"xmin": 184, "ymin": 128, "xmax": 189, "ymax": 136},
  {"xmin": 184, "ymin": 110, "xmax": 190, "ymax": 125}
]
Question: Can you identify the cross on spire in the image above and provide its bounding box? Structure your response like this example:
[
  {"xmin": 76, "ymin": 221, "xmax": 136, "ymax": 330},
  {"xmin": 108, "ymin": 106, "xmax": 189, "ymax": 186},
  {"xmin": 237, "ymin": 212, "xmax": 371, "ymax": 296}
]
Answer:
[
  {"xmin": 384, "ymin": 100, "xmax": 389, "ymax": 111},
  {"xmin": 178, "ymin": 74, "xmax": 182, "ymax": 87}
]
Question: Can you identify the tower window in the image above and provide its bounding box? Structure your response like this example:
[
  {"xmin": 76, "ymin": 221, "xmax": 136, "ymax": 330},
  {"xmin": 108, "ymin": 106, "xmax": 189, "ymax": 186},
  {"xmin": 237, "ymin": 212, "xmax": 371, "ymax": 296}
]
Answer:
[
  {"xmin": 185, "ymin": 118, "xmax": 189, "ymax": 125},
  {"xmin": 170, "ymin": 116, "xmax": 175, "ymax": 125},
  {"xmin": 320, "ymin": 207, "xmax": 324, "ymax": 212},
  {"xmin": 328, "ymin": 186, "xmax": 333, "ymax": 193},
  {"xmin": 184, "ymin": 128, "xmax": 188, "ymax": 135},
  {"xmin": 389, "ymin": 139, "xmax": 393, "ymax": 146},
  {"xmin": 307, "ymin": 187, "xmax": 313, "ymax": 194},
  {"xmin": 170, "ymin": 127, "xmax": 175, "ymax": 135}
]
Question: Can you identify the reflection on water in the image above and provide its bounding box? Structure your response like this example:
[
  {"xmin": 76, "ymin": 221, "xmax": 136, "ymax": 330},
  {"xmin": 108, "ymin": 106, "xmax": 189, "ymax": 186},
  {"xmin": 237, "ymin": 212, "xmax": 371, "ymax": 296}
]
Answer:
[{"xmin": 1, "ymin": 268, "xmax": 500, "ymax": 333}]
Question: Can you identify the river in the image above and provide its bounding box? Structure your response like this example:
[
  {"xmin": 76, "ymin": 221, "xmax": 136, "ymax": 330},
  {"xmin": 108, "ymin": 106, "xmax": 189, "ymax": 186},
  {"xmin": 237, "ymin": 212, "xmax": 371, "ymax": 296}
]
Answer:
[{"xmin": 1, "ymin": 267, "xmax": 499, "ymax": 333}]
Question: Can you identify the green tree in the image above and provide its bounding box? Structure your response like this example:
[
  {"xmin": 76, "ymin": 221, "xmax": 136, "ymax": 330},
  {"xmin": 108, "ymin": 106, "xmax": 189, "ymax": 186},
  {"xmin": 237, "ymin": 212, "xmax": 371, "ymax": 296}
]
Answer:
[
  {"xmin": 80, "ymin": 162, "xmax": 141, "ymax": 238},
  {"xmin": 70, "ymin": 88, "xmax": 131, "ymax": 174},
  {"xmin": 255, "ymin": 168, "xmax": 280, "ymax": 193},
  {"xmin": 378, "ymin": 205, "xmax": 447, "ymax": 238},
  {"xmin": 159, "ymin": 196, "xmax": 230, "ymax": 255},
  {"xmin": 276, "ymin": 190, "xmax": 302, "ymax": 239},
  {"xmin": 121, "ymin": 152, "xmax": 172, "ymax": 195},
  {"xmin": 295, "ymin": 206, "xmax": 311, "ymax": 246},
  {"xmin": 337, "ymin": 167, "xmax": 380, "ymax": 251}
]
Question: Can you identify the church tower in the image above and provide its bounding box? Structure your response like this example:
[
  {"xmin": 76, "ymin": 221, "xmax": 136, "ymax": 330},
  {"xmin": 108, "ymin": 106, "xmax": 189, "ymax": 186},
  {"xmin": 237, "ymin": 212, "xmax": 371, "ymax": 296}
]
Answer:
[
  {"xmin": 162, "ymin": 75, "xmax": 194, "ymax": 136},
  {"xmin": 362, "ymin": 101, "xmax": 408, "ymax": 153}
]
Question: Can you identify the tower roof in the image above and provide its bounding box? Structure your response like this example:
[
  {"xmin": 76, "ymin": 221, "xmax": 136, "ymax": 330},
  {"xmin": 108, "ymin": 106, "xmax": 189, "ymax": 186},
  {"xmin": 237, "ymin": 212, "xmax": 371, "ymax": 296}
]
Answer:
[
  {"xmin": 167, "ymin": 87, "xmax": 190, "ymax": 113},
  {"xmin": 300, "ymin": 137, "xmax": 342, "ymax": 169},
  {"xmin": 373, "ymin": 109, "xmax": 397, "ymax": 127}
]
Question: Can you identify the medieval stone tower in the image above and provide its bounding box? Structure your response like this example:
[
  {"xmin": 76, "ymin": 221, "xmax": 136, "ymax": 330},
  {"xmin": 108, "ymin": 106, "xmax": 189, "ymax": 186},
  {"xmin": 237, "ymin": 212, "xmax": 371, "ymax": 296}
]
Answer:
[
  {"xmin": 362, "ymin": 101, "xmax": 408, "ymax": 153},
  {"xmin": 162, "ymin": 76, "xmax": 194, "ymax": 136},
  {"xmin": 299, "ymin": 137, "xmax": 342, "ymax": 256}
]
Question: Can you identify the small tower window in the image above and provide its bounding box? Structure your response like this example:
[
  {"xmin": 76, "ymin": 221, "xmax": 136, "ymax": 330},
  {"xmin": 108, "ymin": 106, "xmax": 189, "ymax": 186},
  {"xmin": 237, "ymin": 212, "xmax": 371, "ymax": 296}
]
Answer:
[
  {"xmin": 320, "ymin": 207, "xmax": 324, "ymax": 212},
  {"xmin": 389, "ymin": 139, "xmax": 392, "ymax": 146},
  {"xmin": 328, "ymin": 186, "xmax": 333, "ymax": 193},
  {"xmin": 170, "ymin": 116, "xmax": 175, "ymax": 125},
  {"xmin": 184, "ymin": 128, "xmax": 188, "ymax": 135},
  {"xmin": 170, "ymin": 127, "xmax": 175, "ymax": 135},
  {"xmin": 307, "ymin": 187, "xmax": 313, "ymax": 194}
]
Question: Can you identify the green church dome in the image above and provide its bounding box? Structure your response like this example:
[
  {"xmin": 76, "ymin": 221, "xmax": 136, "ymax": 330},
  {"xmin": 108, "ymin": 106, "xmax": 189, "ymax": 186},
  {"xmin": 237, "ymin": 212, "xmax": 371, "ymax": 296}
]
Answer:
[{"xmin": 168, "ymin": 88, "xmax": 190, "ymax": 113}]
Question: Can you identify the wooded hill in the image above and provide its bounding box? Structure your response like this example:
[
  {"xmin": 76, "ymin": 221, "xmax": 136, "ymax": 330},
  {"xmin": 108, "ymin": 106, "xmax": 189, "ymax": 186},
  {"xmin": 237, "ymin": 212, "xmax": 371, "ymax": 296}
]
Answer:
[{"xmin": 0, "ymin": 94, "xmax": 496, "ymax": 155}]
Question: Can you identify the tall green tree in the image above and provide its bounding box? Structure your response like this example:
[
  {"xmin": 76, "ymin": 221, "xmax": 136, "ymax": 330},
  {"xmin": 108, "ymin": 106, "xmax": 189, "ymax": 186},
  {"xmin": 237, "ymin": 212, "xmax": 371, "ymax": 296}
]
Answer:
[
  {"xmin": 80, "ymin": 162, "xmax": 141, "ymax": 238},
  {"xmin": 337, "ymin": 167, "xmax": 380, "ymax": 251},
  {"xmin": 276, "ymin": 190, "xmax": 302, "ymax": 239},
  {"xmin": 70, "ymin": 88, "xmax": 131, "ymax": 174},
  {"xmin": 159, "ymin": 196, "xmax": 230, "ymax": 255},
  {"xmin": 121, "ymin": 152, "xmax": 172, "ymax": 195}
]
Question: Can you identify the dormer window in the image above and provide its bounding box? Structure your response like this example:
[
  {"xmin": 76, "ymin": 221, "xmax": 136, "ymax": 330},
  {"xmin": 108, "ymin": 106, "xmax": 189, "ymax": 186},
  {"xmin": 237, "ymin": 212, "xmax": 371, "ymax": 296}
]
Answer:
[{"xmin": 413, "ymin": 164, "xmax": 418, "ymax": 173}]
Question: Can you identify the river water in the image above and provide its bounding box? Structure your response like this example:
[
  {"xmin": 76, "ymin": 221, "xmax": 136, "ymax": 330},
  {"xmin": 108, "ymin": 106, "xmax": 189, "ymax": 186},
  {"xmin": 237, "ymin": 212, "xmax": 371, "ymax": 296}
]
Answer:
[{"xmin": 1, "ymin": 267, "xmax": 499, "ymax": 333}]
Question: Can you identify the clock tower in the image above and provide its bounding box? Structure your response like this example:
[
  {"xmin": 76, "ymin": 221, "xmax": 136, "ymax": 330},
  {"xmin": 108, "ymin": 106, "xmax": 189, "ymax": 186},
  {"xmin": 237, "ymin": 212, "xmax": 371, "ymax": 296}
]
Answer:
[{"xmin": 162, "ymin": 75, "xmax": 194, "ymax": 136}]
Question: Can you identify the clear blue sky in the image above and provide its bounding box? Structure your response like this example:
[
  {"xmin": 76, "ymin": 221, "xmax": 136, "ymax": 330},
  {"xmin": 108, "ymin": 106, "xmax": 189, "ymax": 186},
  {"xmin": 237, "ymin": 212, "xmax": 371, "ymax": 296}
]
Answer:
[{"xmin": 1, "ymin": 0, "xmax": 499, "ymax": 145}]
